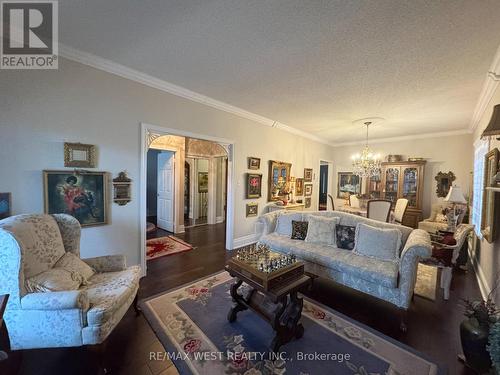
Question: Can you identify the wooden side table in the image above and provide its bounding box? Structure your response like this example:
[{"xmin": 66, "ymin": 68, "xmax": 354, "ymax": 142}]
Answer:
[{"xmin": 0, "ymin": 294, "xmax": 8, "ymax": 361}]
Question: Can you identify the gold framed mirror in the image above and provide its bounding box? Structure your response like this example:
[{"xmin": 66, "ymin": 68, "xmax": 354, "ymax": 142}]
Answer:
[
  {"xmin": 481, "ymin": 148, "xmax": 499, "ymax": 243},
  {"xmin": 268, "ymin": 160, "xmax": 292, "ymax": 201},
  {"xmin": 434, "ymin": 171, "xmax": 456, "ymax": 198}
]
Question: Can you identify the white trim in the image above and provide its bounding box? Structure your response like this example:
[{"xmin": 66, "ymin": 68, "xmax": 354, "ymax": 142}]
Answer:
[
  {"xmin": 140, "ymin": 122, "xmax": 235, "ymax": 277},
  {"xmin": 331, "ymin": 129, "xmax": 472, "ymax": 147},
  {"xmin": 216, "ymin": 216, "xmax": 225, "ymax": 224},
  {"xmin": 468, "ymin": 246, "xmax": 491, "ymax": 301},
  {"xmin": 469, "ymin": 43, "xmax": 500, "ymax": 132},
  {"xmin": 233, "ymin": 234, "xmax": 259, "ymax": 249},
  {"xmin": 59, "ymin": 44, "xmax": 332, "ymax": 147}
]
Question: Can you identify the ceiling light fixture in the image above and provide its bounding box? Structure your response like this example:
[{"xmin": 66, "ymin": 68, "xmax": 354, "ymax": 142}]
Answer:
[{"xmin": 351, "ymin": 121, "xmax": 381, "ymax": 178}]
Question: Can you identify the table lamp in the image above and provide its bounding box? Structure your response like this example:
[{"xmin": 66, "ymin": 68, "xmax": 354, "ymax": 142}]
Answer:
[{"xmin": 444, "ymin": 185, "xmax": 467, "ymax": 231}]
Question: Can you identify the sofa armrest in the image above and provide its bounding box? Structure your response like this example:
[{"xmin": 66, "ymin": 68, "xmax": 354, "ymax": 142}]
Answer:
[
  {"xmin": 257, "ymin": 211, "xmax": 279, "ymax": 236},
  {"xmin": 398, "ymin": 229, "xmax": 432, "ymax": 308},
  {"xmin": 21, "ymin": 290, "xmax": 89, "ymax": 311},
  {"xmin": 83, "ymin": 255, "xmax": 126, "ymax": 273}
]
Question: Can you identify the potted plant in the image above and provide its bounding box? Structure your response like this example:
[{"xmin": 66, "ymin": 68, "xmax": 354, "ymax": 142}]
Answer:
[{"xmin": 460, "ymin": 279, "xmax": 499, "ymax": 373}]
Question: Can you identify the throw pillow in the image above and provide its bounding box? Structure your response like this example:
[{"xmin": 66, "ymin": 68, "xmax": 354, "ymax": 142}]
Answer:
[
  {"xmin": 353, "ymin": 223, "xmax": 402, "ymax": 262},
  {"xmin": 435, "ymin": 213, "xmax": 448, "ymax": 223},
  {"xmin": 275, "ymin": 212, "xmax": 303, "ymax": 236},
  {"xmin": 335, "ymin": 224, "xmax": 356, "ymax": 250},
  {"xmin": 291, "ymin": 220, "xmax": 308, "ymax": 240},
  {"xmin": 54, "ymin": 252, "xmax": 95, "ymax": 284},
  {"xmin": 305, "ymin": 215, "xmax": 340, "ymax": 246},
  {"xmin": 25, "ymin": 268, "xmax": 82, "ymax": 293}
]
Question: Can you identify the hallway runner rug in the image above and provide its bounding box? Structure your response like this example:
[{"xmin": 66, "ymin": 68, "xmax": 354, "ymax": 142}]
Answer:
[
  {"xmin": 140, "ymin": 271, "xmax": 445, "ymax": 375},
  {"xmin": 146, "ymin": 236, "xmax": 193, "ymax": 260}
]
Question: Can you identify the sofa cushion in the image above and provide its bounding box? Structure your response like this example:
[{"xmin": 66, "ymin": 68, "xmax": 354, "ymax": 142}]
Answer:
[
  {"xmin": 0, "ymin": 214, "xmax": 67, "ymax": 278},
  {"xmin": 25, "ymin": 268, "xmax": 82, "ymax": 293},
  {"xmin": 353, "ymin": 223, "xmax": 401, "ymax": 262},
  {"xmin": 291, "ymin": 220, "xmax": 308, "ymax": 240},
  {"xmin": 259, "ymin": 233, "xmax": 398, "ymax": 288},
  {"xmin": 84, "ymin": 266, "xmax": 140, "ymax": 326},
  {"xmin": 335, "ymin": 224, "xmax": 356, "ymax": 250},
  {"xmin": 275, "ymin": 212, "xmax": 303, "ymax": 236},
  {"xmin": 54, "ymin": 252, "xmax": 95, "ymax": 285},
  {"xmin": 305, "ymin": 215, "xmax": 339, "ymax": 246}
]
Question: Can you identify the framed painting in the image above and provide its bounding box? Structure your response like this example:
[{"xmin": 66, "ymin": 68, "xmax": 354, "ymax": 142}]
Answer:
[
  {"xmin": 268, "ymin": 160, "xmax": 292, "ymax": 201},
  {"xmin": 435, "ymin": 171, "xmax": 456, "ymax": 198},
  {"xmin": 337, "ymin": 172, "xmax": 361, "ymax": 198},
  {"xmin": 64, "ymin": 142, "xmax": 96, "ymax": 168},
  {"xmin": 246, "ymin": 203, "xmax": 258, "ymax": 217},
  {"xmin": 304, "ymin": 197, "xmax": 311, "ymax": 209},
  {"xmin": 0, "ymin": 192, "xmax": 11, "ymax": 220},
  {"xmin": 481, "ymin": 148, "xmax": 499, "ymax": 243},
  {"xmin": 198, "ymin": 172, "xmax": 208, "ymax": 193},
  {"xmin": 246, "ymin": 173, "xmax": 262, "ymax": 199},
  {"xmin": 43, "ymin": 170, "xmax": 108, "ymax": 227},
  {"xmin": 248, "ymin": 157, "xmax": 261, "ymax": 170},
  {"xmin": 304, "ymin": 184, "xmax": 313, "ymax": 196},
  {"xmin": 304, "ymin": 168, "xmax": 313, "ymax": 182},
  {"xmin": 295, "ymin": 178, "xmax": 304, "ymax": 196}
]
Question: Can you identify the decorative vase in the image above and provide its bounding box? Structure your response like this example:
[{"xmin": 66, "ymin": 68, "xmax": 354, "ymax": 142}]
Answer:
[{"xmin": 460, "ymin": 317, "xmax": 492, "ymax": 373}]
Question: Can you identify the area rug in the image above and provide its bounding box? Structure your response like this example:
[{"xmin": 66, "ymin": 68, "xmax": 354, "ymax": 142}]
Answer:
[
  {"xmin": 414, "ymin": 263, "xmax": 438, "ymax": 301},
  {"xmin": 146, "ymin": 236, "xmax": 193, "ymax": 260},
  {"xmin": 140, "ymin": 271, "xmax": 445, "ymax": 375}
]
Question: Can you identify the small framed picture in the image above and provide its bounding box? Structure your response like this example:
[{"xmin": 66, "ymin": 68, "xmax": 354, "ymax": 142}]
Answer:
[
  {"xmin": 304, "ymin": 197, "xmax": 311, "ymax": 209},
  {"xmin": 248, "ymin": 157, "xmax": 261, "ymax": 170},
  {"xmin": 304, "ymin": 184, "xmax": 313, "ymax": 196},
  {"xmin": 0, "ymin": 192, "xmax": 12, "ymax": 220},
  {"xmin": 64, "ymin": 142, "xmax": 96, "ymax": 168},
  {"xmin": 198, "ymin": 172, "xmax": 208, "ymax": 193},
  {"xmin": 295, "ymin": 178, "xmax": 304, "ymax": 196},
  {"xmin": 246, "ymin": 203, "xmax": 258, "ymax": 217},
  {"xmin": 304, "ymin": 168, "xmax": 313, "ymax": 182},
  {"xmin": 246, "ymin": 173, "xmax": 262, "ymax": 199}
]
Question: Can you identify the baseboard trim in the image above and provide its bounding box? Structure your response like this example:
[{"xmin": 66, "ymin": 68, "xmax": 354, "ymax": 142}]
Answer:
[
  {"xmin": 174, "ymin": 224, "xmax": 185, "ymax": 234},
  {"xmin": 468, "ymin": 247, "xmax": 491, "ymax": 301},
  {"xmin": 216, "ymin": 216, "xmax": 225, "ymax": 224},
  {"xmin": 233, "ymin": 234, "xmax": 259, "ymax": 249}
]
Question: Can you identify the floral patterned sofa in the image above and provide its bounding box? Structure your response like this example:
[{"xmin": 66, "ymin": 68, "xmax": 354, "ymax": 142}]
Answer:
[
  {"xmin": 257, "ymin": 211, "xmax": 431, "ymax": 328},
  {"xmin": 0, "ymin": 213, "xmax": 141, "ymax": 349}
]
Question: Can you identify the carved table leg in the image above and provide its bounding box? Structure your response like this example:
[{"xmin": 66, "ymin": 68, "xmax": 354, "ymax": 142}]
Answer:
[
  {"xmin": 227, "ymin": 279, "xmax": 247, "ymax": 323},
  {"xmin": 270, "ymin": 291, "xmax": 304, "ymax": 352}
]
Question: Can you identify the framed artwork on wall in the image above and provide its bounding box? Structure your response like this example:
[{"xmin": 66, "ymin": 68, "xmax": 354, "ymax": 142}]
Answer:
[
  {"xmin": 295, "ymin": 178, "xmax": 304, "ymax": 196},
  {"xmin": 435, "ymin": 171, "xmax": 456, "ymax": 198},
  {"xmin": 304, "ymin": 184, "xmax": 313, "ymax": 196},
  {"xmin": 246, "ymin": 203, "xmax": 258, "ymax": 217},
  {"xmin": 198, "ymin": 172, "xmax": 208, "ymax": 193},
  {"xmin": 268, "ymin": 160, "xmax": 292, "ymax": 201},
  {"xmin": 304, "ymin": 197, "xmax": 311, "ymax": 208},
  {"xmin": 304, "ymin": 168, "xmax": 313, "ymax": 182},
  {"xmin": 0, "ymin": 192, "xmax": 11, "ymax": 220},
  {"xmin": 64, "ymin": 142, "xmax": 96, "ymax": 168},
  {"xmin": 248, "ymin": 157, "xmax": 261, "ymax": 170},
  {"xmin": 481, "ymin": 148, "xmax": 499, "ymax": 243},
  {"xmin": 337, "ymin": 172, "xmax": 361, "ymax": 198},
  {"xmin": 246, "ymin": 173, "xmax": 262, "ymax": 199},
  {"xmin": 43, "ymin": 170, "xmax": 108, "ymax": 227}
]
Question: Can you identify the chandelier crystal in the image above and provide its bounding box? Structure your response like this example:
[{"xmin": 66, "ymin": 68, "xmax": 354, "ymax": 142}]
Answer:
[{"xmin": 352, "ymin": 122, "xmax": 381, "ymax": 178}]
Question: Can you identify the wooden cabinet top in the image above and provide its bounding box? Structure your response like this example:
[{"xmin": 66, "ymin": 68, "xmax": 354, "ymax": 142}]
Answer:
[{"xmin": 381, "ymin": 160, "xmax": 426, "ymax": 166}]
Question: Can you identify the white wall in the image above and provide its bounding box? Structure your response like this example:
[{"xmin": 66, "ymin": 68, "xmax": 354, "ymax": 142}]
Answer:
[
  {"xmin": 0, "ymin": 58, "xmax": 335, "ymax": 266},
  {"xmin": 332, "ymin": 134, "xmax": 473, "ymax": 218}
]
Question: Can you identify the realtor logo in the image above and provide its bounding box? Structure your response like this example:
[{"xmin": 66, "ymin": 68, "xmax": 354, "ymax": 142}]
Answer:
[{"xmin": 1, "ymin": 1, "xmax": 58, "ymax": 69}]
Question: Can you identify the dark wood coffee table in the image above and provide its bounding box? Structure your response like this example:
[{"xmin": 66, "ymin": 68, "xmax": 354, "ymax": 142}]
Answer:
[{"xmin": 225, "ymin": 245, "xmax": 311, "ymax": 352}]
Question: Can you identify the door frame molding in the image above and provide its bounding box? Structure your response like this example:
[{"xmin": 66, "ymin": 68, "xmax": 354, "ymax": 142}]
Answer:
[{"xmin": 140, "ymin": 122, "xmax": 235, "ymax": 276}]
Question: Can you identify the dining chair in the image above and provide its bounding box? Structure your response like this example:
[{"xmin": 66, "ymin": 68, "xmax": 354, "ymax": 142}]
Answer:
[
  {"xmin": 393, "ymin": 198, "xmax": 409, "ymax": 224},
  {"xmin": 367, "ymin": 199, "xmax": 392, "ymax": 222},
  {"xmin": 328, "ymin": 194, "xmax": 335, "ymax": 211},
  {"xmin": 349, "ymin": 195, "xmax": 360, "ymax": 208}
]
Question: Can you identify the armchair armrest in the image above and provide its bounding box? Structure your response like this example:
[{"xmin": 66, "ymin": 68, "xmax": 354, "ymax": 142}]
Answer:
[
  {"xmin": 21, "ymin": 290, "xmax": 89, "ymax": 311},
  {"xmin": 83, "ymin": 255, "xmax": 126, "ymax": 272}
]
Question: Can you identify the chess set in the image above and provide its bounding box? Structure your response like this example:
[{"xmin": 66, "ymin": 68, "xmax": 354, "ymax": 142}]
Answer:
[{"xmin": 227, "ymin": 244, "xmax": 304, "ymax": 291}]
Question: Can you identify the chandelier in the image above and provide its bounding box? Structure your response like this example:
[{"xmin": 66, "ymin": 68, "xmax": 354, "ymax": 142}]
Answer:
[{"xmin": 352, "ymin": 121, "xmax": 381, "ymax": 178}]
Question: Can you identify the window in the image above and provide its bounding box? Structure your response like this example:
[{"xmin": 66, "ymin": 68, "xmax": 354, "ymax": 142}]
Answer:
[{"xmin": 472, "ymin": 138, "xmax": 489, "ymax": 237}]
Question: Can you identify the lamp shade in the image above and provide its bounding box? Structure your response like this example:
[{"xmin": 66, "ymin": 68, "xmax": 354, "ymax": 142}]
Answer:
[
  {"xmin": 481, "ymin": 104, "xmax": 500, "ymax": 139},
  {"xmin": 444, "ymin": 185, "xmax": 467, "ymax": 204}
]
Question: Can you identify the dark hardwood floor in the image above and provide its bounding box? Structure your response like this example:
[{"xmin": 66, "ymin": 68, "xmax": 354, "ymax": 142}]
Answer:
[{"xmin": 0, "ymin": 222, "xmax": 482, "ymax": 375}]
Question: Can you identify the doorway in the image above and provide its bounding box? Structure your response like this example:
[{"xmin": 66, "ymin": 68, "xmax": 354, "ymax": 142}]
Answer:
[{"xmin": 319, "ymin": 160, "xmax": 334, "ymax": 211}]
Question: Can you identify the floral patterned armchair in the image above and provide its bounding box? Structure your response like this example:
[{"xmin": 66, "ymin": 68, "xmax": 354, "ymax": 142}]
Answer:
[{"xmin": 0, "ymin": 214, "xmax": 141, "ymax": 349}]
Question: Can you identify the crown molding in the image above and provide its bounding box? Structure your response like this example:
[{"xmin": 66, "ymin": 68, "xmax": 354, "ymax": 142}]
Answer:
[
  {"xmin": 469, "ymin": 44, "xmax": 500, "ymax": 132},
  {"xmin": 58, "ymin": 44, "xmax": 334, "ymax": 147},
  {"xmin": 331, "ymin": 129, "xmax": 472, "ymax": 147}
]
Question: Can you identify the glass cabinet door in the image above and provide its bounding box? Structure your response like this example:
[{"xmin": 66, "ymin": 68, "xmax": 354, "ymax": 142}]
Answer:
[
  {"xmin": 384, "ymin": 167, "xmax": 399, "ymax": 203},
  {"xmin": 402, "ymin": 167, "xmax": 418, "ymax": 207},
  {"xmin": 368, "ymin": 174, "xmax": 381, "ymax": 199}
]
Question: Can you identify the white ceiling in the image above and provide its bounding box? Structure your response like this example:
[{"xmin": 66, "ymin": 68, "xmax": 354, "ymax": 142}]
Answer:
[{"xmin": 59, "ymin": 0, "xmax": 500, "ymax": 144}]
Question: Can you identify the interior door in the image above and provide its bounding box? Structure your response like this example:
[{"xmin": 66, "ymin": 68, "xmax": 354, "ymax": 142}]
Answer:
[{"xmin": 157, "ymin": 151, "xmax": 175, "ymax": 232}]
